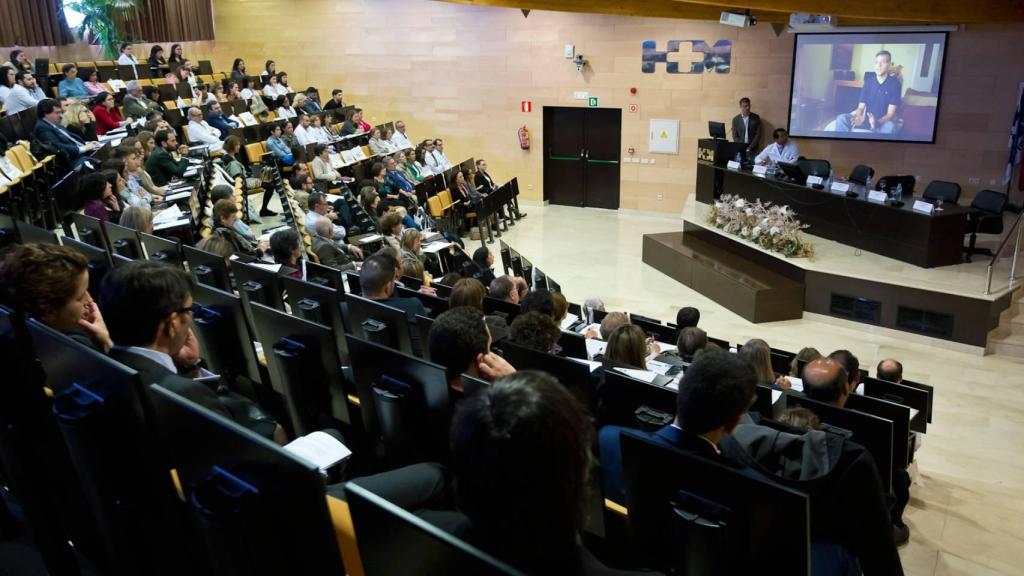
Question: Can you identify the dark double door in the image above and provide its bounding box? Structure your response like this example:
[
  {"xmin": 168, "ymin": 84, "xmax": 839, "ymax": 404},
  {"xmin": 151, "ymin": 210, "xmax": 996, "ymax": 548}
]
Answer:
[{"xmin": 543, "ymin": 107, "xmax": 621, "ymax": 209}]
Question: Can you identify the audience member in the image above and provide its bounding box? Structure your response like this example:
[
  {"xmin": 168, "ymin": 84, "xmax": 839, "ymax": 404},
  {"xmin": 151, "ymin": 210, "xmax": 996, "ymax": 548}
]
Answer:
[
  {"xmin": 78, "ymin": 171, "xmax": 120, "ymax": 223},
  {"xmin": 0, "ymin": 66, "xmax": 15, "ymax": 107},
  {"xmin": 119, "ymin": 205, "xmax": 153, "ymax": 234},
  {"xmin": 167, "ymin": 44, "xmax": 185, "ymax": 64},
  {"xmin": 358, "ymin": 253, "xmax": 427, "ymax": 322},
  {"xmin": 91, "ymin": 92, "xmax": 125, "ymax": 136},
  {"xmin": 324, "ymin": 88, "xmax": 345, "ymax": 110},
  {"xmin": 311, "ymin": 217, "xmax": 356, "ymax": 271},
  {"xmin": 2, "ymin": 49, "xmax": 33, "ymax": 73},
  {"xmin": 738, "ymin": 338, "xmax": 777, "ymax": 387},
  {"xmin": 380, "ymin": 212, "xmax": 404, "ymax": 251},
  {"xmin": 602, "ymin": 324, "xmax": 649, "ymax": 370},
  {"xmin": 311, "ymin": 143, "xmax": 343, "ymax": 183},
  {"xmin": 148, "ymin": 45, "xmax": 167, "ymax": 69},
  {"xmin": 790, "ymin": 346, "xmax": 822, "ymax": 377},
  {"xmin": 186, "ymin": 106, "xmax": 224, "ymax": 152},
  {"xmin": 269, "ymin": 229, "xmax": 303, "ymax": 279},
  {"xmin": 829, "ymin": 349, "xmax": 862, "ymax": 393},
  {"xmin": 509, "ymin": 311, "xmax": 561, "ymax": 354},
  {"xmin": 99, "ymin": 261, "xmax": 281, "ymax": 441},
  {"xmin": 876, "ymin": 359, "xmax": 903, "ymax": 383},
  {"xmin": 0, "ymin": 244, "xmax": 111, "ymax": 352},
  {"xmin": 599, "ymin": 311, "xmax": 630, "ymax": 340},
  {"xmin": 428, "ymin": 306, "xmax": 515, "ymax": 389},
  {"xmin": 451, "ymin": 371, "xmax": 648, "ymax": 575},
  {"xmin": 34, "ymin": 98, "xmax": 101, "ymax": 160},
  {"xmin": 58, "ymin": 63, "xmax": 87, "ymax": 99},
  {"xmin": 123, "ymin": 80, "xmax": 160, "ymax": 119},
  {"xmin": 145, "ymin": 129, "xmax": 189, "ymax": 186},
  {"xmin": 83, "ymin": 69, "xmax": 106, "ymax": 96},
  {"xmin": 212, "ymin": 199, "xmax": 266, "ymax": 257},
  {"xmin": 675, "ymin": 306, "xmax": 700, "ymax": 330},
  {"xmin": 520, "ymin": 288, "xmax": 555, "ymax": 317},
  {"xmin": 206, "ymin": 101, "xmax": 236, "ymax": 138},
  {"xmin": 6, "ymin": 71, "xmax": 45, "ymax": 115},
  {"xmin": 487, "ymin": 275, "xmax": 519, "ymax": 304},
  {"xmin": 116, "ymin": 42, "xmax": 139, "ymax": 66},
  {"xmin": 305, "ymin": 191, "xmax": 346, "ymax": 241},
  {"xmin": 449, "ymin": 277, "xmax": 509, "ymax": 341},
  {"xmin": 677, "ymin": 326, "xmax": 707, "ymax": 361},
  {"xmin": 61, "ymin": 101, "xmax": 98, "ymax": 143}
]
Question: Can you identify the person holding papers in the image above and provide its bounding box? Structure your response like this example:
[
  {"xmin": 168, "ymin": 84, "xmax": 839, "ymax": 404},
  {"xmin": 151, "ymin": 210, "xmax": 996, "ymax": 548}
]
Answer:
[
  {"xmin": 92, "ymin": 92, "xmax": 126, "ymax": 136},
  {"xmin": 145, "ymin": 129, "xmax": 190, "ymax": 186},
  {"xmin": 754, "ymin": 128, "xmax": 799, "ymax": 166},
  {"xmin": 186, "ymin": 107, "xmax": 224, "ymax": 153}
]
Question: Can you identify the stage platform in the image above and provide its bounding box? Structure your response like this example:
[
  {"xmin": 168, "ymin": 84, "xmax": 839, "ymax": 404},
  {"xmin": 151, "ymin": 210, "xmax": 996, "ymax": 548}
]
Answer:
[{"xmin": 641, "ymin": 197, "xmax": 1018, "ymax": 347}]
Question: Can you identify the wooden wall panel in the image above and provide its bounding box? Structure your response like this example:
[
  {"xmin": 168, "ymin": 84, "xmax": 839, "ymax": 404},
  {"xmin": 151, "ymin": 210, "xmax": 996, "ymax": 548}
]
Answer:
[{"xmin": 5, "ymin": 1, "xmax": 1024, "ymax": 212}]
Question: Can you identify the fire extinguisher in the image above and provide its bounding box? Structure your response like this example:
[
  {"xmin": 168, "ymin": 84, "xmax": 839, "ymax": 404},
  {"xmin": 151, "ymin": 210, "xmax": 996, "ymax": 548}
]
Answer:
[{"xmin": 518, "ymin": 126, "xmax": 530, "ymax": 150}]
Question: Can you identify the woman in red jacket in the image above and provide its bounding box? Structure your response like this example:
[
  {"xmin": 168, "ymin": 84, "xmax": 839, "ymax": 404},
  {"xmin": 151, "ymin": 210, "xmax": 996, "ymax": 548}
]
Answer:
[{"xmin": 91, "ymin": 92, "xmax": 125, "ymax": 136}]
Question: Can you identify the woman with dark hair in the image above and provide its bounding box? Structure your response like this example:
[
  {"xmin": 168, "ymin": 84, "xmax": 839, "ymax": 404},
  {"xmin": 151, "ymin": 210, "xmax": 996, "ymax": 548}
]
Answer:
[
  {"xmin": 311, "ymin": 143, "xmax": 341, "ymax": 183},
  {"xmin": 451, "ymin": 371, "xmax": 637, "ymax": 575},
  {"xmin": 148, "ymin": 45, "xmax": 166, "ymax": 68},
  {"xmin": 92, "ymin": 92, "xmax": 125, "ymax": 136},
  {"xmin": 262, "ymin": 60, "xmax": 276, "ymax": 82},
  {"xmin": 677, "ymin": 326, "xmax": 708, "ymax": 362},
  {"xmin": 0, "ymin": 244, "xmax": 112, "ymax": 352},
  {"xmin": 359, "ymin": 186, "xmax": 382, "ymax": 230},
  {"xmin": 4, "ymin": 49, "xmax": 33, "ymax": 73},
  {"xmin": 472, "ymin": 246, "xmax": 496, "ymax": 288},
  {"xmin": 0, "ymin": 66, "xmax": 15, "ymax": 107},
  {"xmin": 379, "ymin": 212, "xmax": 404, "ymax": 251},
  {"xmin": 167, "ymin": 44, "xmax": 184, "ymax": 64},
  {"xmin": 82, "ymin": 68, "xmax": 105, "ymax": 97},
  {"xmin": 603, "ymin": 324, "xmax": 650, "ymax": 371},
  {"xmin": 269, "ymin": 228, "xmax": 303, "ymax": 279},
  {"xmin": 79, "ymin": 171, "xmax": 121, "ymax": 223},
  {"xmin": 371, "ymin": 161, "xmax": 400, "ymax": 208},
  {"xmin": 230, "ymin": 58, "xmax": 246, "ymax": 81}
]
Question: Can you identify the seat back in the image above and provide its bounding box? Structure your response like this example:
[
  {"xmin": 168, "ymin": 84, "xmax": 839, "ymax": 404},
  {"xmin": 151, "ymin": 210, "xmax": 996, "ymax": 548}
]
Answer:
[
  {"xmin": 971, "ymin": 189, "xmax": 1006, "ymax": 214},
  {"xmin": 922, "ymin": 180, "xmax": 961, "ymax": 204},
  {"xmin": 427, "ymin": 195, "xmax": 444, "ymax": 218},
  {"xmin": 848, "ymin": 164, "xmax": 874, "ymax": 186},
  {"xmin": 796, "ymin": 158, "xmax": 830, "ymax": 178},
  {"xmin": 245, "ymin": 142, "xmax": 268, "ymax": 165}
]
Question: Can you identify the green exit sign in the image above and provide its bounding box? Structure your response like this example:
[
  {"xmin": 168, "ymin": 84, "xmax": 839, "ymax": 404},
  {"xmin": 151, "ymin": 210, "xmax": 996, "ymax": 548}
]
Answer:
[{"xmin": 588, "ymin": 96, "xmax": 598, "ymax": 107}]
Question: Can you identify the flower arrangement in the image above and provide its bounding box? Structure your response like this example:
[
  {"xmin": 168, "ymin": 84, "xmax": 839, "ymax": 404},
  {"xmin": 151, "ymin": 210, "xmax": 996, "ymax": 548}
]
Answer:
[{"xmin": 707, "ymin": 194, "xmax": 815, "ymax": 259}]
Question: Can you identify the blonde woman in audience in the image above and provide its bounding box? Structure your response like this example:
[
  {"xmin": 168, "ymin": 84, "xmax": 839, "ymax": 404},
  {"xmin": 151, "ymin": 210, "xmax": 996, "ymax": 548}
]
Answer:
[
  {"xmin": 790, "ymin": 346, "xmax": 822, "ymax": 377},
  {"xmin": 397, "ymin": 150, "xmax": 424, "ymax": 183},
  {"xmin": 380, "ymin": 211, "xmax": 404, "ymax": 251},
  {"xmin": 311, "ymin": 144, "xmax": 342, "ymax": 183},
  {"xmin": 61, "ymin": 101, "xmax": 98, "ymax": 142},
  {"xmin": 738, "ymin": 338, "xmax": 791, "ymax": 389},
  {"xmin": 399, "ymin": 227, "xmax": 425, "ymax": 263},
  {"xmin": 368, "ymin": 127, "xmax": 390, "ymax": 155},
  {"xmin": 292, "ymin": 93, "xmax": 307, "ymax": 112},
  {"xmin": 400, "ymin": 257, "xmax": 432, "ymax": 289},
  {"xmin": 308, "ymin": 115, "xmax": 332, "ymax": 144},
  {"xmin": 119, "ymin": 206, "xmax": 153, "ymax": 233},
  {"xmin": 136, "ymin": 130, "xmax": 157, "ymax": 158}
]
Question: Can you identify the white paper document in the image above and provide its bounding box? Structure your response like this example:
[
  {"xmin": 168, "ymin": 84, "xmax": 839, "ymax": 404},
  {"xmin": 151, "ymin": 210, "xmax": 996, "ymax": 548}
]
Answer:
[
  {"xmin": 568, "ymin": 357, "xmax": 602, "ymax": 373},
  {"xmin": 284, "ymin": 431, "xmax": 352, "ymax": 471},
  {"xmin": 559, "ymin": 313, "xmax": 580, "ymax": 331},
  {"xmin": 152, "ymin": 204, "xmax": 183, "ymax": 225},
  {"xmin": 614, "ymin": 367, "xmax": 659, "ymax": 384},
  {"xmin": 585, "ymin": 338, "xmax": 607, "ymax": 359}
]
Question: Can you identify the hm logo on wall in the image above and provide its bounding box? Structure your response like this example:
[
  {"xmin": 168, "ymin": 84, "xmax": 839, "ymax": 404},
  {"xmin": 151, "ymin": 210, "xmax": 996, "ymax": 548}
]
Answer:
[{"xmin": 641, "ymin": 40, "xmax": 732, "ymax": 74}]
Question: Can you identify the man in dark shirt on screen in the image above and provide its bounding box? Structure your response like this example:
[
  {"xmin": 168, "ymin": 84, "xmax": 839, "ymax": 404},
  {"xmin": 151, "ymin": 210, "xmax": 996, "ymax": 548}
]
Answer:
[{"xmin": 833, "ymin": 50, "xmax": 901, "ymax": 135}]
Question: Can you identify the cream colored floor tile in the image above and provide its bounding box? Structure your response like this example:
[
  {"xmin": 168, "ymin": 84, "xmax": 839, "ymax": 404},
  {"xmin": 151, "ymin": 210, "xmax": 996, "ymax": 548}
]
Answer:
[{"xmin": 495, "ymin": 203, "xmax": 1024, "ymax": 574}]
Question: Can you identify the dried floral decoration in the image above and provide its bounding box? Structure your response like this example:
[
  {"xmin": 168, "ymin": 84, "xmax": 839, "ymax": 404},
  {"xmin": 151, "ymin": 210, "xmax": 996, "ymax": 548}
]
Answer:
[{"xmin": 707, "ymin": 194, "xmax": 815, "ymax": 259}]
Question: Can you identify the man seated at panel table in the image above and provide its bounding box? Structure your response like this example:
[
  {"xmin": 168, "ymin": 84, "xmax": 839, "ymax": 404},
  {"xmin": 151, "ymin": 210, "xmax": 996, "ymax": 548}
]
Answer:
[
  {"xmin": 754, "ymin": 128, "xmax": 799, "ymax": 166},
  {"xmin": 830, "ymin": 50, "xmax": 901, "ymax": 135}
]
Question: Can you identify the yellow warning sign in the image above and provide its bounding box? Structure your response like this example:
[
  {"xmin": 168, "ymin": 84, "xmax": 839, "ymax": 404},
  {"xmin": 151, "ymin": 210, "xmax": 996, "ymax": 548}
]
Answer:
[{"xmin": 660, "ymin": 131, "xmax": 668, "ymax": 138}]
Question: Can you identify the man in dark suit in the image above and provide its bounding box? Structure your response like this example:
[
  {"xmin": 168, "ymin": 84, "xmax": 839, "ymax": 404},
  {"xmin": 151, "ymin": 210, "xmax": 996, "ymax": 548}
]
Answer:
[
  {"xmin": 360, "ymin": 252, "xmax": 427, "ymax": 321},
  {"xmin": 311, "ymin": 216, "xmax": 356, "ymax": 271},
  {"xmin": 99, "ymin": 260, "xmax": 282, "ymax": 442},
  {"xmin": 145, "ymin": 128, "xmax": 190, "ymax": 186},
  {"xmin": 599, "ymin": 348, "xmax": 756, "ymax": 504},
  {"xmin": 730, "ymin": 97, "xmax": 762, "ymax": 157},
  {"xmin": 32, "ymin": 98, "xmax": 101, "ymax": 161}
]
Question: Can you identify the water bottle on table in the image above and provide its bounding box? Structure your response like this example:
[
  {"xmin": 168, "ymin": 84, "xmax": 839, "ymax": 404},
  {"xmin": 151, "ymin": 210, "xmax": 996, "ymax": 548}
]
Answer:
[{"xmin": 894, "ymin": 183, "xmax": 902, "ymax": 203}]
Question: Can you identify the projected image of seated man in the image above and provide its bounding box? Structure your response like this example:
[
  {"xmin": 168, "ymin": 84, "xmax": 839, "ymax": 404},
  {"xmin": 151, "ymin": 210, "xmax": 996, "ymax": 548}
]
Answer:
[{"xmin": 831, "ymin": 50, "xmax": 901, "ymax": 135}]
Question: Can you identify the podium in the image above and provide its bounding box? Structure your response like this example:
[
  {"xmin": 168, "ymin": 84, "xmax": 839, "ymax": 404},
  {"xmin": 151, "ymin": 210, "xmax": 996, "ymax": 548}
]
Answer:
[{"xmin": 695, "ymin": 138, "xmax": 747, "ymax": 201}]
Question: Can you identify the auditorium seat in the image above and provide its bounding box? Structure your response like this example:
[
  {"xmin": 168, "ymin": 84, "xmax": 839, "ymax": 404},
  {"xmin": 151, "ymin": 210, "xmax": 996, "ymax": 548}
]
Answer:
[
  {"xmin": 964, "ymin": 189, "xmax": 1007, "ymax": 261},
  {"xmin": 922, "ymin": 180, "xmax": 962, "ymax": 205},
  {"xmin": 875, "ymin": 174, "xmax": 916, "ymax": 196}
]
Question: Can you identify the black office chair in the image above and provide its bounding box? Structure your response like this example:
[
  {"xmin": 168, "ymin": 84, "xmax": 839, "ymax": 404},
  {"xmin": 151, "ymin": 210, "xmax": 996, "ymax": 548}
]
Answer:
[
  {"xmin": 796, "ymin": 158, "xmax": 831, "ymax": 178},
  {"xmin": 922, "ymin": 180, "xmax": 962, "ymax": 205},
  {"xmin": 848, "ymin": 164, "xmax": 874, "ymax": 186},
  {"xmin": 875, "ymin": 175, "xmax": 916, "ymax": 196},
  {"xmin": 964, "ymin": 189, "xmax": 1007, "ymax": 261}
]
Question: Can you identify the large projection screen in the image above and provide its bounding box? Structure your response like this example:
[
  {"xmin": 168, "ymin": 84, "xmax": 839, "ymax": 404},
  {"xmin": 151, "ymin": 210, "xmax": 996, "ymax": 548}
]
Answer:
[{"xmin": 788, "ymin": 32, "xmax": 948, "ymax": 143}]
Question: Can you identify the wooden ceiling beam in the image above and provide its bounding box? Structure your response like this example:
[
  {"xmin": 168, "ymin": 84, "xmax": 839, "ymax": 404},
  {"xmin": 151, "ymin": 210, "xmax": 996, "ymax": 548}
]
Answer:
[{"xmin": 435, "ymin": 0, "xmax": 1024, "ymax": 23}]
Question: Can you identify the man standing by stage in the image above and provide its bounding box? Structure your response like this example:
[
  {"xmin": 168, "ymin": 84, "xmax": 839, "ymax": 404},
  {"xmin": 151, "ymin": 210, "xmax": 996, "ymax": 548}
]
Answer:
[{"xmin": 731, "ymin": 97, "xmax": 762, "ymax": 158}]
